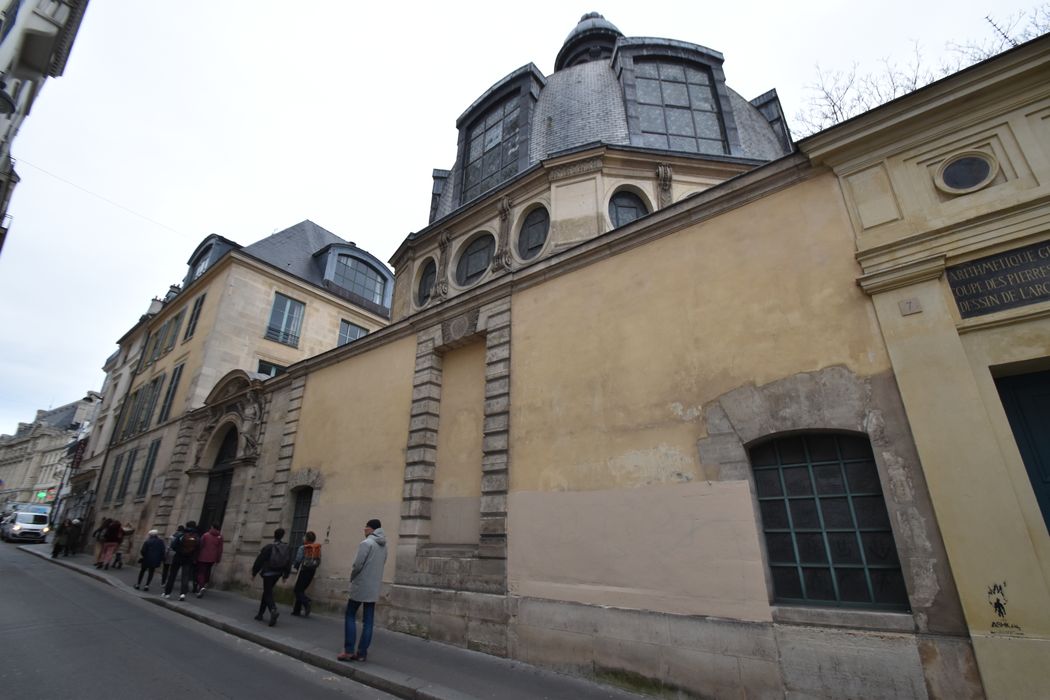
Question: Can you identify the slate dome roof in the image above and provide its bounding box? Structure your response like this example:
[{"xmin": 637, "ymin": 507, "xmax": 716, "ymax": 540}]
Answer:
[{"xmin": 427, "ymin": 13, "xmax": 793, "ymax": 223}]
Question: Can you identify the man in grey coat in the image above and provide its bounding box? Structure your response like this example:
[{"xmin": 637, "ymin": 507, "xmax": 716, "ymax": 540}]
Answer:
[{"xmin": 338, "ymin": 518, "xmax": 387, "ymax": 662}]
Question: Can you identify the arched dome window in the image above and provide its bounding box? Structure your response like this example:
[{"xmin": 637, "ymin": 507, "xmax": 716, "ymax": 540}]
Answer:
[
  {"xmin": 456, "ymin": 234, "xmax": 495, "ymax": 286},
  {"xmin": 609, "ymin": 191, "xmax": 649, "ymax": 228},
  {"xmin": 517, "ymin": 207, "xmax": 549, "ymax": 260}
]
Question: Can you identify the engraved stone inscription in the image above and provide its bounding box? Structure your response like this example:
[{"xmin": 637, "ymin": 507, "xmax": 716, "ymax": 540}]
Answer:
[{"xmin": 947, "ymin": 239, "xmax": 1050, "ymax": 318}]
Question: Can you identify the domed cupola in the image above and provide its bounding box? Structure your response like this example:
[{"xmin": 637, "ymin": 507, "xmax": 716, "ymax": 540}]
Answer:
[{"xmin": 554, "ymin": 12, "xmax": 623, "ymax": 71}]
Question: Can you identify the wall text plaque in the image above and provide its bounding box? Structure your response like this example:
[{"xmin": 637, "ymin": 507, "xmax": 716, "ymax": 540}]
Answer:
[{"xmin": 947, "ymin": 239, "xmax": 1050, "ymax": 318}]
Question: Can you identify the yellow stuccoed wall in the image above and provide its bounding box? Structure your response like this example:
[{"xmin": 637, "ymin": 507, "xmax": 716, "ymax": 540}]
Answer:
[
  {"xmin": 291, "ymin": 334, "xmax": 417, "ymax": 585},
  {"xmin": 432, "ymin": 340, "xmax": 485, "ymax": 544},
  {"xmin": 507, "ymin": 172, "xmax": 893, "ymax": 620}
]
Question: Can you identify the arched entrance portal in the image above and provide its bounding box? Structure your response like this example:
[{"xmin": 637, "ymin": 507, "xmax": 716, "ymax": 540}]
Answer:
[{"xmin": 198, "ymin": 427, "xmax": 237, "ymax": 531}]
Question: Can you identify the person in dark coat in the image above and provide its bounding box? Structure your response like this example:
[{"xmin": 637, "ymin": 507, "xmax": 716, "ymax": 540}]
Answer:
[
  {"xmin": 51, "ymin": 519, "xmax": 71, "ymax": 558},
  {"xmin": 135, "ymin": 529, "xmax": 165, "ymax": 591},
  {"xmin": 65, "ymin": 518, "xmax": 83, "ymax": 556},
  {"xmin": 161, "ymin": 525, "xmax": 183, "ymax": 587},
  {"xmin": 291, "ymin": 531, "xmax": 320, "ymax": 617},
  {"xmin": 163, "ymin": 521, "xmax": 200, "ymax": 601},
  {"xmin": 251, "ymin": 527, "xmax": 292, "ymax": 626}
]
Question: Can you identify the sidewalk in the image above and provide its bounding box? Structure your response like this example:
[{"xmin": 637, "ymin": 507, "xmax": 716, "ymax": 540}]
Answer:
[{"xmin": 19, "ymin": 544, "xmax": 645, "ymax": 700}]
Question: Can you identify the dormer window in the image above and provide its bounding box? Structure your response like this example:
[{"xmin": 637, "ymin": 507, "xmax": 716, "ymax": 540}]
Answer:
[
  {"xmin": 191, "ymin": 247, "xmax": 211, "ymax": 279},
  {"xmin": 462, "ymin": 96, "xmax": 521, "ymax": 204},
  {"xmin": 634, "ymin": 60, "xmax": 725, "ymax": 155},
  {"xmin": 334, "ymin": 254, "xmax": 386, "ymax": 306}
]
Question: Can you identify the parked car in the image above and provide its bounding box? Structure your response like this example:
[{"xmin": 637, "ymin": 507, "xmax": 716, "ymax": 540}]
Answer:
[{"xmin": 0, "ymin": 511, "xmax": 50, "ymax": 542}]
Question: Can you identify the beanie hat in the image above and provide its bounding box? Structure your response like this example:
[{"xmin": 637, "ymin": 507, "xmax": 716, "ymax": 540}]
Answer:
[{"xmin": 366, "ymin": 518, "xmax": 382, "ymax": 530}]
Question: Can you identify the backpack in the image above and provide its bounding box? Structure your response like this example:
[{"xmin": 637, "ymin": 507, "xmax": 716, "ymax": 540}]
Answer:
[
  {"xmin": 268, "ymin": 541, "xmax": 290, "ymax": 570},
  {"xmin": 179, "ymin": 531, "xmax": 199, "ymax": 556},
  {"xmin": 302, "ymin": 542, "xmax": 321, "ymax": 569}
]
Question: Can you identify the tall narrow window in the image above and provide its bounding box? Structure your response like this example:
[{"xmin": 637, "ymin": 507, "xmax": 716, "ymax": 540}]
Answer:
[
  {"xmin": 104, "ymin": 454, "xmax": 125, "ymax": 503},
  {"xmin": 265, "ymin": 293, "xmax": 305, "ymax": 347},
  {"xmin": 157, "ymin": 364, "xmax": 184, "ymax": 423},
  {"xmin": 163, "ymin": 311, "xmax": 185, "ymax": 353},
  {"xmin": 750, "ymin": 433, "xmax": 909, "ymax": 610},
  {"xmin": 116, "ymin": 448, "xmax": 138, "ymax": 501},
  {"xmin": 333, "ymin": 255, "xmax": 386, "ymax": 306},
  {"xmin": 289, "ymin": 487, "xmax": 313, "ymax": 552},
  {"xmin": 417, "ymin": 259, "xmax": 437, "ymax": 306},
  {"xmin": 184, "ymin": 294, "xmax": 206, "ymax": 341},
  {"xmin": 462, "ymin": 96, "xmax": 521, "ymax": 203},
  {"xmin": 339, "ymin": 320, "xmax": 368, "ymax": 346},
  {"xmin": 138, "ymin": 375, "xmax": 165, "ymax": 432},
  {"xmin": 137, "ymin": 439, "xmax": 162, "ymax": 497}
]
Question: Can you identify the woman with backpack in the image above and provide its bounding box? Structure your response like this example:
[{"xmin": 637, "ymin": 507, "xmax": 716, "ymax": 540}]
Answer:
[
  {"xmin": 291, "ymin": 531, "xmax": 320, "ymax": 617},
  {"xmin": 251, "ymin": 527, "xmax": 291, "ymax": 626}
]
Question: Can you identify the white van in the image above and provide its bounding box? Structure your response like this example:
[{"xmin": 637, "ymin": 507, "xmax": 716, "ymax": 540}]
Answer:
[{"xmin": 0, "ymin": 511, "xmax": 50, "ymax": 542}]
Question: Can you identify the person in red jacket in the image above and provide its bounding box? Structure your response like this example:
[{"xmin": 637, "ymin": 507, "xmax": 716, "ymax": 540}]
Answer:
[{"xmin": 195, "ymin": 524, "xmax": 224, "ymax": 598}]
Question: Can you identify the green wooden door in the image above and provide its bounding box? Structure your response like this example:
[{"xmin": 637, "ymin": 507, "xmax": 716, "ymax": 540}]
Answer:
[{"xmin": 996, "ymin": 370, "xmax": 1050, "ymax": 534}]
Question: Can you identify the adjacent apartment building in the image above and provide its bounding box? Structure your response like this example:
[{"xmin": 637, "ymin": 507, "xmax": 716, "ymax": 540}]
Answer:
[{"xmin": 91, "ymin": 220, "xmax": 392, "ymax": 539}]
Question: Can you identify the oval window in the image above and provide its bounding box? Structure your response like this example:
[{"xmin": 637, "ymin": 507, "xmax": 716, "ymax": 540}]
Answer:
[
  {"xmin": 517, "ymin": 208, "xmax": 550, "ymax": 260},
  {"xmin": 936, "ymin": 152, "xmax": 997, "ymax": 194},
  {"xmin": 609, "ymin": 190, "xmax": 650, "ymax": 228},
  {"xmin": 417, "ymin": 259, "xmax": 437, "ymax": 306},
  {"xmin": 456, "ymin": 234, "xmax": 495, "ymax": 286}
]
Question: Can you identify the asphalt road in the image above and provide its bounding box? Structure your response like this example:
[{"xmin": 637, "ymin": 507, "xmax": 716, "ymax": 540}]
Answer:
[{"xmin": 0, "ymin": 542, "xmax": 396, "ymax": 699}]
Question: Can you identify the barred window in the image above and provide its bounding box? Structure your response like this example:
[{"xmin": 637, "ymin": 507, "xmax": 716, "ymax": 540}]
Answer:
[
  {"xmin": 265, "ymin": 293, "xmax": 304, "ymax": 347},
  {"xmin": 456, "ymin": 234, "xmax": 495, "ymax": 286},
  {"xmin": 517, "ymin": 208, "xmax": 549, "ymax": 260},
  {"xmin": 750, "ymin": 433, "xmax": 909, "ymax": 610}
]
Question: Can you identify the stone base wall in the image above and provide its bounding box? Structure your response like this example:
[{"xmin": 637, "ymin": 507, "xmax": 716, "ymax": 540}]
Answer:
[{"xmin": 379, "ymin": 591, "xmax": 983, "ymax": 700}]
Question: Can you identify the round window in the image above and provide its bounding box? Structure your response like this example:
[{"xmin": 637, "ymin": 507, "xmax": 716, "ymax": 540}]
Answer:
[
  {"xmin": 417, "ymin": 259, "xmax": 437, "ymax": 306},
  {"xmin": 517, "ymin": 207, "xmax": 550, "ymax": 260},
  {"xmin": 935, "ymin": 152, "xmax": 997, "ymax": 194},
  {"xmin": 456, "ymin": 234, "xmax": 495, "ymax": 286}
]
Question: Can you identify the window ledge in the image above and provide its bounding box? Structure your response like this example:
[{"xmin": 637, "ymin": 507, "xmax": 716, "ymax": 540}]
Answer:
[{"xmin": 771, "ymin": 605, "xmax": 915, "ymax": 633}]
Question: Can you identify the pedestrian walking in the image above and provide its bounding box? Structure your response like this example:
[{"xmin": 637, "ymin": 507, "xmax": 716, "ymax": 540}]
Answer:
[
  {"xmin": 163, "ymin": 521, "xmax": 200, "ymax": 601},
  {"xmin": 135, "ymin": 529, "xmax": 165, "ymax": 591},
  {"xmin": 195, "ymin": 524, "xmax": 223, "ymax": 598},
  {"xmin": 338, "ymin": 518, "xmax": 387, "ymax": 662},
  {"xmin": 51, "ymin": 519, "xmax": 71, "ymax": 558},
  {"xmin": 291, "ymin": 531, "xmax": 320, "ymax": 617},
  {"xmin": 251, "ymin": 527, "xmax": 291, "ymax": 626},
  {"xmin": 161, "ymin": 525, "xmax": 183, "ymax": 587},
  {"xmin": 96, "ymin": 518, "xmax": 124, "ymax": 569},
  {"xmin": 66, "ymin": 518, "xmax": 83, "ymax": 556},
  {"xmin": 92, "ymin": 518, "xmax": 111, "ymax": 566}
]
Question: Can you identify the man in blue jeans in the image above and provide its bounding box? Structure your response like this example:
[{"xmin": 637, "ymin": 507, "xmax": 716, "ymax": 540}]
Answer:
[{"xmin": 338, "ymin": 518, "xmax": 387, "ymax": 662}]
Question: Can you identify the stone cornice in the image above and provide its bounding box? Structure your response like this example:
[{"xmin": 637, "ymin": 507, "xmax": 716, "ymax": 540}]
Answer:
[{"xmin": 857, "ymin": 256, "xmax": 946, "ymax": 295}]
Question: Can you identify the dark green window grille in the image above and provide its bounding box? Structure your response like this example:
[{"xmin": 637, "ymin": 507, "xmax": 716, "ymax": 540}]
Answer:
[
  {"xmin": 456, "ymin": 234, "xmax": 495, "ymax": 286},
  {"xmin": 609, "ymin": 191, "xmax": 649, "ymax": 228},
  {"xmin": 633, "ymin": 60, "xmax": 726, "ymax": 155},
  {"xmin": 750, "ymin": 433, "xmax": 910, "ymax": 610},
  {"xmin": 289, "ymin": 487, "xmax": 313, "ymax": 553},
  {"xmin": 462, "ymin": 96, "xmax": 521, "ymax": 203},
  {"xmin": 417, "ymin": 259, "xmax": 437, "ymax": 306}
]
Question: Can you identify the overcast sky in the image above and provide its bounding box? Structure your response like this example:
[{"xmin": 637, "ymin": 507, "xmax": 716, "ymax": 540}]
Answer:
[{"xmin": 0, "ymin": 0, "xmax": 1043, "ymax": 433}]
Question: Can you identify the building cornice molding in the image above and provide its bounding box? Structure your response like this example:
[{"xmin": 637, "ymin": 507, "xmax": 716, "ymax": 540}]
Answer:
[{"xmin": 857, "ymin": 256, "xmax": 946, "ymax": 295}]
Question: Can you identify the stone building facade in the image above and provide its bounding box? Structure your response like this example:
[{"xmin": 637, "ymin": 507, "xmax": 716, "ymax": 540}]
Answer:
[
  {"xmin": 92, "ymin": 220, "xmax": 391, "ymax": 546},
  {"xmin": 132, "ymin": 15, "xmax": 1050, "ymax": 700}
]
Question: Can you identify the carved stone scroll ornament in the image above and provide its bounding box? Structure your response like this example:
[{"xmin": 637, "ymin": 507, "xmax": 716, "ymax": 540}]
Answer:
[
  {"xmin": 436, "ymin": 230, "xmax": 452, "ymax": 301},
  {"xmin": 657, "ymin": 163, "xmax": 673, "ymax": 209},
  {"xmin": 494, "ymin": 196, "xmax": 513, "ymax": 272}
]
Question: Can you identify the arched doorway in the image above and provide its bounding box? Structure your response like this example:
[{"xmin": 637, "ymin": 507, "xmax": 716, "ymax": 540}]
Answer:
[{"xmin": 198, "ymin": 427, "xmax": 237, "ymax": 532}]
